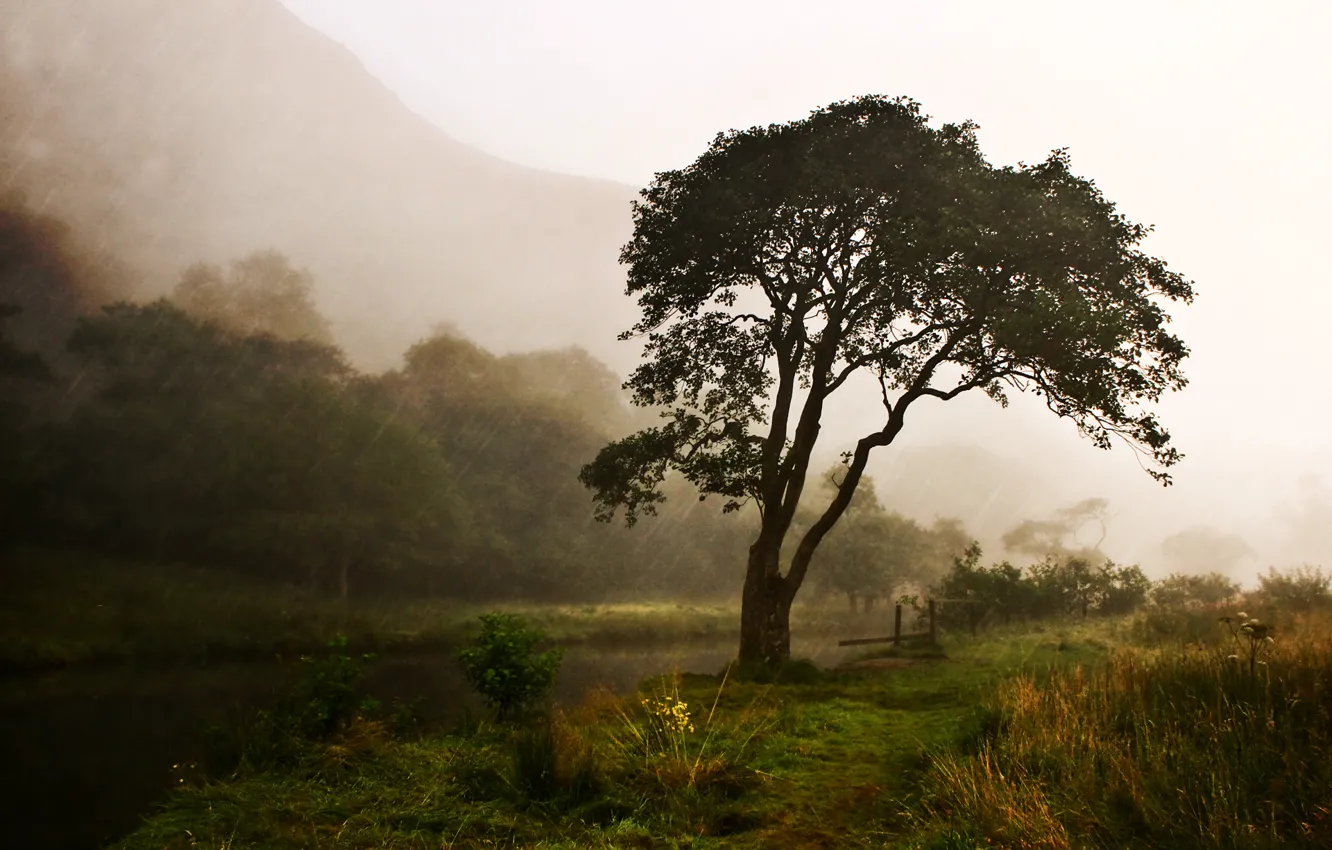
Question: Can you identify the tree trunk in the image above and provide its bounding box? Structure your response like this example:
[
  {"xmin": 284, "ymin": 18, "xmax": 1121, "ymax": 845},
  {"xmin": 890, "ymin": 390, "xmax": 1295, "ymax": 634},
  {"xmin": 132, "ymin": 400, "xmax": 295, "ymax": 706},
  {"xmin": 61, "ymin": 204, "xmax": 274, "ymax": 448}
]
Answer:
[
  {"xmin": 847, "ymin": 591, "xmax": 859, "ymax": 615},
  {"xmin": 739, "ymin": 538, "xmax": 792, "ymax": 667},
  {"xmin": 863, "ymin": 594, "xmax": 877, "ymax": 614}
]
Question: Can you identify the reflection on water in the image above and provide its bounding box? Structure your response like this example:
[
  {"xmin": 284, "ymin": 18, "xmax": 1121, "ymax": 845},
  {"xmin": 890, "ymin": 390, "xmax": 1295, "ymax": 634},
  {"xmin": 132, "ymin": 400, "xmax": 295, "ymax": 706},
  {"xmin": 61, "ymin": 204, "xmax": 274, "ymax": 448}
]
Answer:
[{"xmin": 0, "ymin": 637, "xmax": 855, "ymax": 850}]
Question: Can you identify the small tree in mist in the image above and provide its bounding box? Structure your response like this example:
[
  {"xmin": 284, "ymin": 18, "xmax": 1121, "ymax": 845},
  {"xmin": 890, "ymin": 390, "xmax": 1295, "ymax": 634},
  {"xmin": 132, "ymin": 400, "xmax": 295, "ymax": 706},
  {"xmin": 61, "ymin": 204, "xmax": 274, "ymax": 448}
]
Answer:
[
  {"xmin": 1002, "ymin": 498, "xmax": 1113, "ymax": 564},
  {"xmin": 457, "ymin": 613, "xmax": 563, "ymax": 721},
  {"xmin": 581, "ymin": 95, "xmax": 1193, "ymax": 666}
]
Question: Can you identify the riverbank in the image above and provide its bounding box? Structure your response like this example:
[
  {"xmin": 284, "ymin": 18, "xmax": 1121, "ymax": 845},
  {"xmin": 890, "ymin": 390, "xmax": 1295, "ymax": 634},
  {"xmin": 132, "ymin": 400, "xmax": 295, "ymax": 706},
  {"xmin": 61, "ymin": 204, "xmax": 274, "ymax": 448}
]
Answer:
[
  {"xmin": 4, "ymin": 638, "xmax": 825, "ymax": 850},
  {"xmin": 1, "ymin": 547, "xmax": 892, "ymax": 675},
  {"xmin": 110, "ymin": 608, "xmax": 1332, "ymax": 849},
  {"xmin": 108, "ymin": 625, "xmax": 1110, "ymax": 849},
  {"xmin": 1, "ymin": 548, "xmax": 786, "ymax": 672}
]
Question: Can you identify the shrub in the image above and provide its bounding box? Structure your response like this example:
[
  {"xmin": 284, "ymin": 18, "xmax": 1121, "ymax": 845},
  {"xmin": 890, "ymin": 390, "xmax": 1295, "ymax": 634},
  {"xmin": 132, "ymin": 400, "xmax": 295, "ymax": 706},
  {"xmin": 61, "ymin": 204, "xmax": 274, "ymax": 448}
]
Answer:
[
  {"xmin": 211, "ymin": 634, "xmax": 379, "ymax": 773},
  {"xmin": 931, "ymin": 547, "xmax": 1149, "ymax": 626},
  {"xmin": 1099, "ymin": 563, "xmax": 1151, "ymax": 615},
  {"xmin": 287, "ymin": 635, "xmax": 380, "ymax": 739},
  {"xmin": 1254, "ymin": 565, "xmax": 1331, "ymax": 611},
  {"xmin": 457, "ymin": 613, "xmax": 563, "ymax": 720},
  {"xmin": 1151, "ymin": 571, "xmax": 1240, "ymax": 607}
]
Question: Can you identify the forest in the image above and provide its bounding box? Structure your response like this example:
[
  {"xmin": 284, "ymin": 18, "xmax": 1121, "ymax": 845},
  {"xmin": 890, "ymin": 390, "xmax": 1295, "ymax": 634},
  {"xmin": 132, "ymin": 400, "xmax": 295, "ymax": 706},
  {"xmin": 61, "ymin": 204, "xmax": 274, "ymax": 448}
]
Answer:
[{"xmin": 0, "ymin": 192, "xmax": 975, "ymax": 618}]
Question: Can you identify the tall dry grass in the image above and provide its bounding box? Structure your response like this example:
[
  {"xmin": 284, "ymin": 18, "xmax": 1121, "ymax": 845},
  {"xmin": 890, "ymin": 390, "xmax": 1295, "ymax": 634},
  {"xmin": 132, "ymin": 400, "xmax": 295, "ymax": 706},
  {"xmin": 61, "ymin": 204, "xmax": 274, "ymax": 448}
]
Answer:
[{"xmin": 911, "ymin": 612, "xmax": 1332, "ymax": 848}]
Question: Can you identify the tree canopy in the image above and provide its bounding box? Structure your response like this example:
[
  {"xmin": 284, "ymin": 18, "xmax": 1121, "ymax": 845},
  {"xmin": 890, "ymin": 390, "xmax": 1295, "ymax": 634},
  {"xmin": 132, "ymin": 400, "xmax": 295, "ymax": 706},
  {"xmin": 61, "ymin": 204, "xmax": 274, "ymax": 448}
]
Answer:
[
  {"xmin": 171, "ymin": 250, "xmax": 333, "ymax": 344},
  {"xmin": 581, "ymin": 94, "xmax": 1193, "ymax": 664}
]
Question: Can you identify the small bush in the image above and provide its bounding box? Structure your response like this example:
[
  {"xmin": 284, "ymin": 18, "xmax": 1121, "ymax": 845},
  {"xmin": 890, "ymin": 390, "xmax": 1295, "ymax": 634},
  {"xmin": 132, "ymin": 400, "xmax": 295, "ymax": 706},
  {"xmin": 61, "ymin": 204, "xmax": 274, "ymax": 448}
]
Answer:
[
  {"xmin": 1255, "ymin": 565, "xmax": 1331, "ymax": 612},
  {"xmin": 210, "ymin": 634, "xmax": 379, "ymax": 773},
  {"xmin": 1151, "ymin": 571, "xmax": 1240, "ymax": 607},
  {"xmin": 457, "ymin": 613, "xmax": 563, "ymax": 721},
  {"xmin": 287, "ymin": 635, "xmax": 380, "ymax": 739}
]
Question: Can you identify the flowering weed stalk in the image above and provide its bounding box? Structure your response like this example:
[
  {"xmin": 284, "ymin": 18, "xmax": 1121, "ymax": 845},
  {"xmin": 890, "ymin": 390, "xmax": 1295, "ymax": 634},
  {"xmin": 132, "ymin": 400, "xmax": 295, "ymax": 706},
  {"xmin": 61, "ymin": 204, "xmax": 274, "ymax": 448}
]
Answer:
[
  {"xmin": 605, "ymin": 664, "xmax": 770, "ymax": 794},
  {"xmin": 1220, "ymin": 611, "xmax": 1276, "ymax": 676}
]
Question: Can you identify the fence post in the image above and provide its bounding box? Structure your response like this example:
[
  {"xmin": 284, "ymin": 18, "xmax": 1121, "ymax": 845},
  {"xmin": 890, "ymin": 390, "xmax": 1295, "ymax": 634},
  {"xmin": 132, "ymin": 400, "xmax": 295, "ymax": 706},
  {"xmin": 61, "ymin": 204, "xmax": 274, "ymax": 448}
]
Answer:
[
  {"xmin": 893, "ymin": 603, "xmax": 902, "ymax": 644},
  {"xmin": 928, "ymin": 598, "xmax": 937, "ymax": 645}
]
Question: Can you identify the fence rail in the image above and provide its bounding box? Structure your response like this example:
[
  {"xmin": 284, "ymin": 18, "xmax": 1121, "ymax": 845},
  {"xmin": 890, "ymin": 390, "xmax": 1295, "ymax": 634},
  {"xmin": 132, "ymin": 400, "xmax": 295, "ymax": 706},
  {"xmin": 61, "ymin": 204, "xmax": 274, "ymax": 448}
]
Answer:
[{"xmin": 837, "ymin": 597, "xmax": 981, "ymax": 647}]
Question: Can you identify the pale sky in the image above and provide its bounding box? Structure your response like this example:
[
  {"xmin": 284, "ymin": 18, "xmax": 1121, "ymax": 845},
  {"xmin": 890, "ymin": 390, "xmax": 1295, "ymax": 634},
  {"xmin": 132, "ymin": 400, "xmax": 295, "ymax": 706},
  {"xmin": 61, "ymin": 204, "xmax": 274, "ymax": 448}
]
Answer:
[{"xmin": 278, "ymin": 0, "xmax": 1332, "ymax": 571}]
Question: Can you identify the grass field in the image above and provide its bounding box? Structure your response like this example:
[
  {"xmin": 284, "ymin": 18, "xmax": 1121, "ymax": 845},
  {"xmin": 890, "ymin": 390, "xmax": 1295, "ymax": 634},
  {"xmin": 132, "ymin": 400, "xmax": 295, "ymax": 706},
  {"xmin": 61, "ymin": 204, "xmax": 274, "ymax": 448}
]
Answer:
[
  {"xmin": 108, "ymin": 622, "xmax": 1101, "ymax": 849},
  {"xmin": 108, "ymin": 605, "xmax": 1332, "ymax": 849},
  {"xmin": 10, "ymin": 546, "xmax": 1330, "ymax": 847}
]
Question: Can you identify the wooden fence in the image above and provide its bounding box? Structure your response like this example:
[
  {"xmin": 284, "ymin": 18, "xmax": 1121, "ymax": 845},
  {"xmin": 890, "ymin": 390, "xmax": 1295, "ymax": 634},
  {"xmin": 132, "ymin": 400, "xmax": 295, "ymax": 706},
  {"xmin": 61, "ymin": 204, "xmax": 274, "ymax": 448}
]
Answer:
[{"xmin": 836, "ymin": 597, "xmax": 980, "ymax": 647}]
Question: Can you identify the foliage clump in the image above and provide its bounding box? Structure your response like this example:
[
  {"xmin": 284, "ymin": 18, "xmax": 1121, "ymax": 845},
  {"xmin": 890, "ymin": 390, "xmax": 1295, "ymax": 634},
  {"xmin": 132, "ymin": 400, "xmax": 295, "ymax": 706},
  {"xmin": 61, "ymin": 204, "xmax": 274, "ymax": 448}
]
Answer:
[
  {"xmin": 457, "ymin": 613, "xmax": 563, "ymax": 720},
  {"xmin": 932, "ymin": 544, "xmax": 1150, "ymax": 627},
  {"xmin": 211, "ymin": 635, "xmax": 384, "ymax": 775},
  {"xmin": 1254, "ymin": 565, "xmax": 1331, "ymax": 611},
  {"xmin": 1151, "ymin": 570, "xmax": 1242, "ymax": 607}
]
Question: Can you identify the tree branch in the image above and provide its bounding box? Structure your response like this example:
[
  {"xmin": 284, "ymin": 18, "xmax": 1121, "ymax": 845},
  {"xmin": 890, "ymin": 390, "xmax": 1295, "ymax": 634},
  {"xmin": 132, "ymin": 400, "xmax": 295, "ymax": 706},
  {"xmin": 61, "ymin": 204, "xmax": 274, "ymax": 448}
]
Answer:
[{"xmin": 824, "ymin": 322, "xmax": 952, "ymax": 395}]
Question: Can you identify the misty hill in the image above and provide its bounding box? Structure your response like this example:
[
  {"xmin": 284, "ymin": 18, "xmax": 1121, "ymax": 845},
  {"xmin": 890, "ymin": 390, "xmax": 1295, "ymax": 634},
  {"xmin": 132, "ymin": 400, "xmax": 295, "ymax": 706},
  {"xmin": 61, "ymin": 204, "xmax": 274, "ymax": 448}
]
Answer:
[
  {"xmin": 7, "ymin": 1, "xmax": 1294, "ymax": 574},
  {"xmin": 0, "ymin": 0, "xmax": 638, "ymax": 368}
]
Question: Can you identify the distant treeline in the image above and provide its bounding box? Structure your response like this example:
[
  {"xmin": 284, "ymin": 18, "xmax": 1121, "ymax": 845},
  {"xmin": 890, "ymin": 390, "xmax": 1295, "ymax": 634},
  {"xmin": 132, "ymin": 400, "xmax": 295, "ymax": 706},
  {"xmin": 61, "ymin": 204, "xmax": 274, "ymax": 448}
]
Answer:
[
  {"xmin": 933, "ymin": 548, "xmax": 1332, "ymax": 628},
  {"xmin": 0, "ymin": 195, "xmax": 994, "ymax": 603},
  {"xmin": 1, "ymin": 196, "xmax": 765, "ymax": 601}
]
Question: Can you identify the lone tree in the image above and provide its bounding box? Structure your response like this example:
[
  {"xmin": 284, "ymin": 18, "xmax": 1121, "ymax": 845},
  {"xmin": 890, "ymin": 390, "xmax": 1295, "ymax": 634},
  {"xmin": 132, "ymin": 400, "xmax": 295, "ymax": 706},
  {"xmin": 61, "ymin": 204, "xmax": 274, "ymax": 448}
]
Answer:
[
  {"xmin": 580, "ymin": 96, "xmax": 1192, "ymax": 667},
  {"xmin": 1003, "ymin": 497, "xmax": 1114, "ymax": 563}
]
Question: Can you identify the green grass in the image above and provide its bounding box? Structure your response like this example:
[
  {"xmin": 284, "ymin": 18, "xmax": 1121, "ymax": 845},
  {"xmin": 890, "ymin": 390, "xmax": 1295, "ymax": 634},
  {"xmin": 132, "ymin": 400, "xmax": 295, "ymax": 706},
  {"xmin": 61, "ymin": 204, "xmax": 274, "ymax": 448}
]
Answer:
[
  {"xmin": 21, "ymin": 550, "xmax": 1329, "ymax": 848},
  {"xmin": 112, "ymin": 624, "xmax": 1113, "ymax": 849}
]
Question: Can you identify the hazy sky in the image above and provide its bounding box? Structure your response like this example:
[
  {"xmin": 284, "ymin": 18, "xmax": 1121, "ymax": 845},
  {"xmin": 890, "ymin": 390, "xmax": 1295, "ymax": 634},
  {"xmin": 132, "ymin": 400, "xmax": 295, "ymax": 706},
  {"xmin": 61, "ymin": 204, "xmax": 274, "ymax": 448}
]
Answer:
[{"xmin": 278, "ymin": 0, "xmax": 1331, "ymax": 568}]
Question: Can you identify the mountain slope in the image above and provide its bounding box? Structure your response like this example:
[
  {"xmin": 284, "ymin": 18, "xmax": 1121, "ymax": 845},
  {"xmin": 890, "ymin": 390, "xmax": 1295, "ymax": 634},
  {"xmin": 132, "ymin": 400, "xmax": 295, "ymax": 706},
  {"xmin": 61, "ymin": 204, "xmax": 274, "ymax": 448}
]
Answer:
[{"xmin": 1, "ymin": 0, "xmax": 639, "ymax": 368}]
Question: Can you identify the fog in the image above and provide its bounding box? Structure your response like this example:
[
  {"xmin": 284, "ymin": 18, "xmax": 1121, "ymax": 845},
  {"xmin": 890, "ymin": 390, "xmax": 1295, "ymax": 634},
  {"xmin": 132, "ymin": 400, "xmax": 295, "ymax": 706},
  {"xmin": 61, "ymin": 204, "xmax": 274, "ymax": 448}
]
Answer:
[
  {"xmin": 277, "ymin": 0, "xmax": 1332, "ymax": 579},
  {"xmin": 3, "ymin": 0, "xmax": 1330, "ymax": 583},
  {"xmin": 4, "ymin": 7, "xmax": 1331, "ymax": 845}
]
